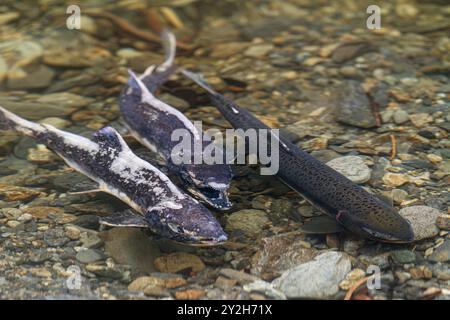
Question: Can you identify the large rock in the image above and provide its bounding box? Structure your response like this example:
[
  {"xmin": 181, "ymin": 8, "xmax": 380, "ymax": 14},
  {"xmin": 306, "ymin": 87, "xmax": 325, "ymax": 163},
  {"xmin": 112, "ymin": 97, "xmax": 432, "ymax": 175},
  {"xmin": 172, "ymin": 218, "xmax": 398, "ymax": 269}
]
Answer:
[
  {"xmin": 399, "ymin": 206, "xmax": 441, "ymax": 241},
  {"xmin": 335, "ymin": 81, "xmax": 377, "ymax": 128},
  {"xmin": 272, "ymin": 251, "xmax": 351, "ymax": 299},
  {"xmin": 103, "ymin": 228, "xmax": 162, "ymax": 274},
  {"xmin": 0, "ymin": 93, "xmax": 93, "ymax": 120}
]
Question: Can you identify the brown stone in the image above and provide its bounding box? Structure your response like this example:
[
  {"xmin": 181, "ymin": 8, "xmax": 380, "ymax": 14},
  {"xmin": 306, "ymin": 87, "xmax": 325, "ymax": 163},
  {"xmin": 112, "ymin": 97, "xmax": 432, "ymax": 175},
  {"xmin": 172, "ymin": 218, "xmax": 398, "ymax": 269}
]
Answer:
[
  {"xmin": 154, "ymin": 252, "xmax": 205, "ymax": 274},
  {"xmin": 175, "ymin": 289, "xmax": 205, "ymax": 300}
]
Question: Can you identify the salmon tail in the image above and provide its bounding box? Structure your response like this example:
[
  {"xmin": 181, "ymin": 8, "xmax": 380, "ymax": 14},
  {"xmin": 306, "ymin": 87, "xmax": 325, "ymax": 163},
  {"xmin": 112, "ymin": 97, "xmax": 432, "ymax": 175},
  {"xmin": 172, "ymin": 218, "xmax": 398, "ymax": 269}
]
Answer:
[
  {"xmin": 0, "ymin": 106, "xmax": 43, "ymax": 137},
  {"xmin": 158, "ymin": 28, "xmax": 176, "ymax": 72}
]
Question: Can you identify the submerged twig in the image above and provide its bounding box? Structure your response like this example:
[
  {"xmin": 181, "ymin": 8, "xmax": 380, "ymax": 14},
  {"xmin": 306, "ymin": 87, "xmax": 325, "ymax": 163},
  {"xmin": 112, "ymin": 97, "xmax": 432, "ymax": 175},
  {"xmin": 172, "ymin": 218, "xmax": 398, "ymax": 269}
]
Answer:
[
  {"xmin": 389, "ymin": 134, "xmax": 397, "ymax": 160},
  {"xmin": 344, "ymin": 276, "xmax": 371, "ymax": 300},
  {"xmin": 84, "ymin": 10, "xmax": 193, "ymax": 51}
]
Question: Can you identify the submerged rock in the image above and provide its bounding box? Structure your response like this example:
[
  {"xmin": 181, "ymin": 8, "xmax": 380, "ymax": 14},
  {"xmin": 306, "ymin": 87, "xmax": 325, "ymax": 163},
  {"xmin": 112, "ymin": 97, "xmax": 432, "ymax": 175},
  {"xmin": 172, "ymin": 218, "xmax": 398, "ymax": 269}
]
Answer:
[
  {"xmin": 104, "ymin": 228, "xmax": 162, "ymax": 274},
  {"xmin": 154, "ymin": 252, "xmax": 205, "ymax": 274},
  {"xmin": 272, "ymin": 251, "xmax": 351, "ymax": 299},
  {"xmin": 225, "ymin": 209, "xmax": 270, "ymax": 237},
  {"xmin": 399, "ymin": 206, "xmax": 441, "ymax": 241},
  {"xmin": 429, "ymin": 240, "xmax": 450, "ymax": 263},
  {"xmin": 335, "ymin": 81, "xmax": 377, "ymax": 129}
]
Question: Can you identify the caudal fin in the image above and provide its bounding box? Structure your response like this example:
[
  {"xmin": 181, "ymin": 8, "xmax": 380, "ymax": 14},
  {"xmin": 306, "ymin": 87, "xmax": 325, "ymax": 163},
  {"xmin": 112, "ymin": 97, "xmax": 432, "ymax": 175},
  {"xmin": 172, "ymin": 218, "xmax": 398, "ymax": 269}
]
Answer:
[
  {"xmin": 158, "ymin": 28, "xmax": 176, "ymax": 72},
  {"xmin": 141, "ymin": 29, "xmax": 176, "ymax": 77},
  {"xmin": 0, "ymin": 106, "xmax": 43, "ymax": 136}
]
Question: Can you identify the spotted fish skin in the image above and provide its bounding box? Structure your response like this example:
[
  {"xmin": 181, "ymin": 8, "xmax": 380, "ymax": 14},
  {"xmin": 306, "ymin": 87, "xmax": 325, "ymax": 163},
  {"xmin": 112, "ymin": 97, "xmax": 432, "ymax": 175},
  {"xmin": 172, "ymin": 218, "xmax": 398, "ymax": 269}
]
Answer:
[
  {"xmin": 119, "ymin": 31, "xmax": 233, "ymax": 210},
  {"xmin": 182, "ymin": 70, "xmax": 414, "ymax": 243},
  {"xmin": 0, "ymin": 106, "xmax": 227, "ymax": 244}
]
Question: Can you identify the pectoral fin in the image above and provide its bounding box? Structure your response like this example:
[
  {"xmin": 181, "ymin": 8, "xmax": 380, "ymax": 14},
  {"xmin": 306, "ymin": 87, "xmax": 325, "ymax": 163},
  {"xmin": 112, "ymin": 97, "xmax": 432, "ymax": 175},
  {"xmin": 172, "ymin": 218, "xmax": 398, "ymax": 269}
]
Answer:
[
  {"xmin": 67, "ymin": 181, "xmax": 103, "ymax": 195},
  {"xmin": 299, "ymin": 215, "xmax": 344, "ymax": 234},
  {"xmin": 100, "ymin": 209, "xmax": 149, "ymax": 228}
]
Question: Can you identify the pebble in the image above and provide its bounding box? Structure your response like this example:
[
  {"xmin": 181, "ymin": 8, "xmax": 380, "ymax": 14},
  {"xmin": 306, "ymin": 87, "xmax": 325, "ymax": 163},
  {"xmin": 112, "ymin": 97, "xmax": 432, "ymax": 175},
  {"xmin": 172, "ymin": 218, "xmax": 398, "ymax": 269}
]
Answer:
[
  {"xmin": 335, "ymin": 81, "xmax": 377, "ymax": 128},
  {"xmin": 219, "ymin": 268, "xmax": 259, "ymax": 285},
  {"xmin": 226, "ymin": 209, "xmax": 269, "ymax": 237},
  {"xmin": 391, "ymin": 189, "xmax": 409, "ymax": 204},
  {"xmin": 243, "ymin": 280, "xmax": 286, "ymax": 300},
  {"xmin": 399, "ymin": 206, "xmax": 442, "ymax": 241},
  {"xmin": 393, "ymin": 109, "xmax": 409, "ymax": 124},
  {"xmin": 215, "ymin": 276, "xmax": 237, "ymax": 288},
  {"xmin": 428, "ymin": 240, "xmax": 450, "ymax": 262},
  {"xmin": 339, "ymin": 268, "xmax": 366, "ymax": 290},
  {"xmin": 80, "ymin": 231, "xmax": 103, "ymax": 249},
  {"xmin": 395, "ymin": 3, "xmax": 419, "ymax": 18},
  {"xmin": 17, "ymin": 213, "xmax": 33, "ymax": 222},
  {"xmin": 64, "ymin": 225, "xmax": 81, "ymax": 240},
  {"xmin": 409, "ymin": 266, "xmax": 433, "ymax": 279},
  {"xmin": 76, "ymin": 249, "xmax": 106, "ymax": 264},
  {"xmin": 409, "ymin": 113, "xmax": 433, "ymax": 128},
  {"xmin": 272, "ymin": 252, "xmax": 351, "ymax": 299},
  {"xmin": 432, "ymin": 264, "xmax": 450, "ymax": 281},
  {"xmin": 128, "ymin": 273, "xmax": 187, "ymax": 292},
  {"xmin": 244, "ymin": 44, "xmax": 274, "ymax": 58},
  {"xmin": 7, "ymin": 65, "xmax": 55, "ymax": 90},
  {"xmin": 436, "ymin": 215, "xmax": 450, "ymax": 230},
  {"xmin": 154, "ymin": 252, "xmax": 205, "ymax": 274},
  {"xmin": 0, "ymin": 12, "xmax": 20, "ymax": 26},
  {"xmin": 390, "ymin": 250, "xmax": 416, "ymax": 264},
  {"xmin": 0, "ymin": 93, "xmax": 93, "ymax": 120},
  {"xmin": 0, "ymin": 184, "xmax": 42, "ymax": 202},
  {"xmin": 6, "ymin": 220, "xmax": 20, "ymax": 228},
  {"xmin": 332, "ymin": 42, "xmax": 371, "ymax": 63},
  {"xmin": 175, "ymin": 289, "xmax": 206, "ymax": 300},
  {"xmin": 382, "ymin": 173, "xmax": 410, "ymax": 187},
  {"xmin": 326, "ymin": 156, "xmax": 371, "ymax": 184}
]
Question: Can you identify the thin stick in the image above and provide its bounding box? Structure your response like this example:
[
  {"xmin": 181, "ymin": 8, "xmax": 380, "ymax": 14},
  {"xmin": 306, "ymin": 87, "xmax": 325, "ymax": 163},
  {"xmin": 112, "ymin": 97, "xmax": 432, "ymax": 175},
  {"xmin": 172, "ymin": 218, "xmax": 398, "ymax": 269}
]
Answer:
[
  {"xmin": 84, "ymin": 11, "xmax": 193, "ymax": 51},
  {"xmin": 389, "ymin": 134, "xmax": 397, "ymax": 160},
  {"xmin": 344, "ymin": 276, "xmax": 371, "ymax": 300}
]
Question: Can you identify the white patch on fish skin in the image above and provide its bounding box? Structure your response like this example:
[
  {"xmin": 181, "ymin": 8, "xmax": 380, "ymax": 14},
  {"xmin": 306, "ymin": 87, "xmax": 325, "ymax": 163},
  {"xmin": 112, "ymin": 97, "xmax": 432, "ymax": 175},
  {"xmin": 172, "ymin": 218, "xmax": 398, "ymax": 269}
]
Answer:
[
  {"xmin": 152, "ymin": 200, "xmax": 183, "ymax": 210},
  {"xmin": 109, "ymin": 145, "xmax": 185, "ymax": 199},
  {"xmin": 207, "ymin": 182, "xmax": 229, "ymax": 190},
  {"xmin": 231, "ymin": 107, "xmax": 240, "ymax": 114},
  {"xmin": 42, "ymin": 124, "xmax": 99, "ymax": 154},
  {"xmin": 128, "ymin": 69, "xmax": 201, "ymax": 141},
  {"xmin": 57, "ymin": 154, "xmax": 144, "ymax": 214},
  {"xmin": 126, "ymin": 87, "xmax": 133, "ymax": 95}
]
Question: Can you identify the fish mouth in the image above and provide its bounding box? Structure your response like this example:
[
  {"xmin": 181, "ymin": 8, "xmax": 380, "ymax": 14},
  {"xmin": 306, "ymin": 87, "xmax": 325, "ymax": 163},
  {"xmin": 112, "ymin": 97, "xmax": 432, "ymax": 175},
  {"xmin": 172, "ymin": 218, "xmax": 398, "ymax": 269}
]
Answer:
[
  {"xmin": 360, "ymin": 226, "xmax": 414, "ymax": 243},
  {"xmin": 173, "ymin": 234, "xmax": 228, "ymax": 247},
  {"xmin": 187, "ymin": 185, "xmax": 232, "ymax": 210}
]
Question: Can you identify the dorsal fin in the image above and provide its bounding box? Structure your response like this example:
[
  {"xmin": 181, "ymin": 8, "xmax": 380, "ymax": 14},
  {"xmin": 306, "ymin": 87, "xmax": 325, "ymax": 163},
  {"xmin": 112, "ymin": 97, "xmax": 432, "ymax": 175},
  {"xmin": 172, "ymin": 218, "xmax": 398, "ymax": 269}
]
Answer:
[
  {"xmin": 157, "ymin": 28, "xmax": 176, "ymax": 72},
  {"xmin": 93, "ymin": 126, "xmax": 130, "ymax": 152}
]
